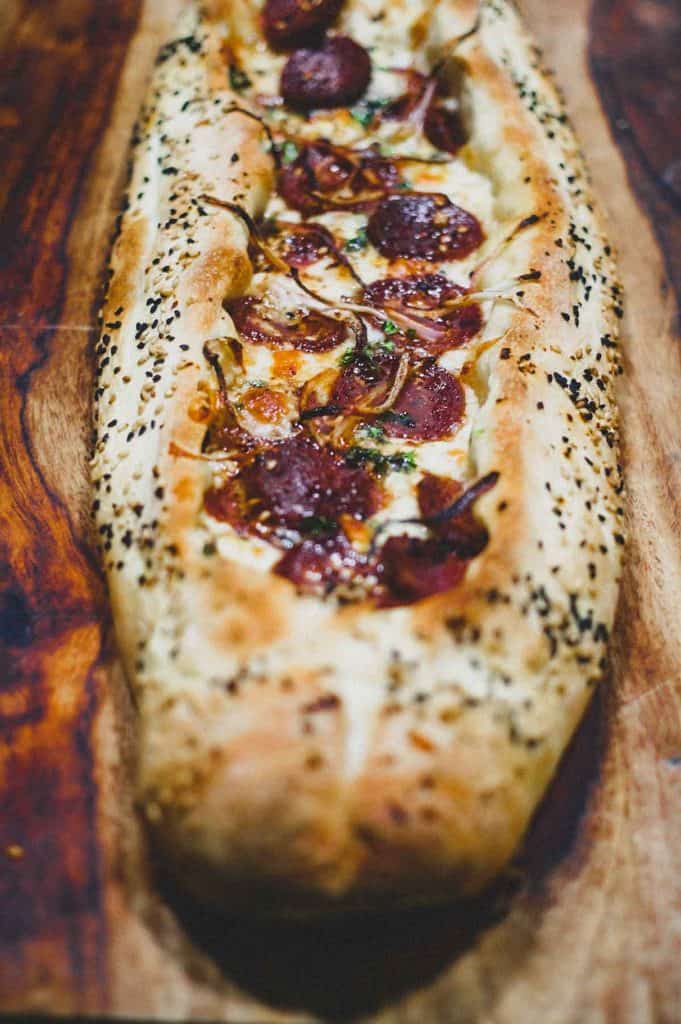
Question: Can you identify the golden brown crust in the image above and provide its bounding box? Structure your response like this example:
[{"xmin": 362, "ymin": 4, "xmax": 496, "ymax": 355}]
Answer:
[{"xmin": 92, "ymin": 0, "xmax": 624, "ymax": 913}]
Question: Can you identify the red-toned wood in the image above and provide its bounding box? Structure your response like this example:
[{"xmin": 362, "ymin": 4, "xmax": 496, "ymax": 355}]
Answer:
[{"xmin": 0, "ymin": 1, "xmax": 141, "ymax": 1014}]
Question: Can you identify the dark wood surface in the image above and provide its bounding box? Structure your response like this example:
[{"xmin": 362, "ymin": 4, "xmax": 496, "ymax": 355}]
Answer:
[
  {"xmin": 0, "ymin": 1, "xmax": 141, "ymax": 1014},
  {"xmin": 590, "ymin": 0, "xmax": 681, "ymax": 327},
  {"xmin": 0, "ymin": 1, "xmax": 679, "ymax": 1021}
]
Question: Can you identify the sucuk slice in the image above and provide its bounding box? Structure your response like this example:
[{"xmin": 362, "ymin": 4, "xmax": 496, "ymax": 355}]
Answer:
[
  {"xmin": 263, "ymin": 0, "xmax": 345, "ymax": 51},
  {"xmin": 278, "ymin": 140, "xmax": 401, "ymax": 215},
  {"xmin": 380, "ymin": 362, "xmax": 465, "ymax": 441},
  {"xmin": 380, "ymin": 69, "xmax": 468, "ymax": 154},
  {"xmin": 271, "ymin": 221, "xmax": 338, "ymax": 267},
  {"xmin": 204, "ymin": 433, "xmax": 382, "ymax": 538},
  {"xmin": 227, "ymin": 295, "xmax": 348, "ymax": 352},
  {"xmin": 367, "ymin": 192, "xmax": 484, "ymax": 261},
  {"xmin": 302, "ymin": 349, "xmax": 465, "ymax": 441},
  {"xmin": 363, "ymin": 274, "xmax": 483, "ymax": 354},
  {"xmin": 281, "ymin": 35, "xmax": 371, "ymax": 110}
]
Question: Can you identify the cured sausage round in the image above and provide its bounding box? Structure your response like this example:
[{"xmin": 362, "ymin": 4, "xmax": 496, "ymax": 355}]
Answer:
[
  {"xmin": 381, "ymin": 362, "xmax": 465, "ymax": 441},
  {"xmin": 205, "ymin": 434, "xmax": 381, "ymax": 537},
  {"xmin": 363, "ymin": 274, "xmax": 482, "ymax": 353},
  {"xmin": 281, "ymin": 36, "xmax": 371, "ymax": 110},
  {"xmin": 263, "ymin": 0, "xmax": 344, "ymax": 50},
  {"xmin": 377, "ymin": 536, "xmax": 467, "ymax": 605},
  {"xmin": 278, "ymin": 141, "xmax": 399, "ymax": 214},
  {"xmin": 275, "ymin": 222, "xmax": 337, "ymax": 267},
  {"xmin": 425, "ymin": 103, "xmax": 467, "ymax": 155},
  {"xmin": 227, "ymin": 296, "xmax": 347, "ymax": 352},
  {"xmin": 367, "ymin": 193, "xmax": 483, "ymax": 261}
]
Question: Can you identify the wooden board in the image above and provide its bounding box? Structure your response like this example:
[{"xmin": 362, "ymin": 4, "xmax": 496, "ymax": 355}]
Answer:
[{"xmin": 1, "ymin": 1, "xmax": 680, "ymax": 1020}]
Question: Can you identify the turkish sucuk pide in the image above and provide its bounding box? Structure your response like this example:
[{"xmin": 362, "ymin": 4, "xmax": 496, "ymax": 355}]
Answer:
[
  {"xmin": 204, "ymin": 0, "xmax": 492, "ymax": 604},
  {"xmin": 94, "ymin": 0, "xmax": 623, "ymax": 918}
]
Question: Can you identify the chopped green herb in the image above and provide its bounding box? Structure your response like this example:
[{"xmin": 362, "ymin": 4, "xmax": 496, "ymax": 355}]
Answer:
[
  {"xmin": 397, "ymin": 181, "xmax": 412, "ymax": 190},
  {"xmin": 345, "ymin": 446, "xmax": 383, "ymax": 469},
  {"xmin": 339, "ymin": 348, "xmax": 357, "ymax": 366},
  {"xmin": 202, "ymin": 541, "xmax": 217, "ymax": 557},
  {"xmin": 379, "ymin": 410, "xmax": 416, "ymax": 427},
  {"xmin": 386, "ymin": 450, "xmax": 417, "ymax": 473},
  {"xmin": 229, "ymin": 64, "xmax": 252, "ymax": 92},
  {"xmin": 368, "ymin": 337, "xmax": 395, "ymax": 355},
  {"xmin": 406, "ymin": 328, "xmax": 417, "ymax": 339},
  {"xmin": 345, "ymin": 446, "xmax": 417, "ymax": 476},
  {"xmin": 383, "ymin": 319, "xmax": 398, "ymax": 335},
  {"xmin": 344, "ymin": 227, "xmax": 368, "ymax": 252},
  {"xmin": 351, "ymin": 108, "xmax": 374, "ymax": 129},
  {"xmin": 281, "ymin": 140, "xmax": 299, "ymax": 165},
  {"xmin": 349, "ymin": 98, "xmax": 389, "ymax": 128},
  {"xmin": 248, "ymin": 379, "xmax": 268, "ymax": 388},
  {"xmin": 358, "ymin": 423, "xmax": 386, "ymax": 443},
  {"xmin": 300, "ymin": 515, "xmax": 337, "ymax": 536},
  {"xmin": 340, "ymin": 337, "xmax": 394, "ymax": 370}
]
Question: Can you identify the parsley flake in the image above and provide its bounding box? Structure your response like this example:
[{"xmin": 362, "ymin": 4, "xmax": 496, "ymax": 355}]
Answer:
[
  {"xmin": 369, "ymin": 337, "xmax": 395, "ymax": 355},
  {"xmin": 229, "ymin": 64, "xmax": 252, "ymax": 92},
  {"xmin": 379, "ymin": 410, "xmax": 416, "ymax": 427},
  {"xmin": 339, "ymin": 348, "xmax": 357, "ymax": 366},
  {"xmin": 386, "ymin": 450, "xmax": 417, "ymax": 473},
  {"xmin": 300, "ymin": 515, "xmax": 337, "ymax": 536},
  {"xmin": 349, "ymin": 98, "xmax": 389, "ymax": 128},
  {"xmin": 344, "ymin": 446, "xmax": 417, "ymax": 476},
  {"xmin": 358, "ymin": 423, "xmax": 386, "ymax": 443},
  {"xmin": 344, "ymin": 227, "xmax": 368, "ymax": 252},
  {"xmin": 281, "ymin": 140, "xmax": 299, "ymax": 165}
]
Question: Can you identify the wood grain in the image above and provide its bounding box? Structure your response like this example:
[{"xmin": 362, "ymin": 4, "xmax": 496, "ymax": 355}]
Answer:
[
  {"xmin": 590, "ymin": 0, "xmax": 681, "ymax": 326},
  {"xmin": 0, "ymin": 0, "xmax": 679, "ymax": 1021},
  {"xmin": 0, "ymin": 1, "xmax": 142, "ymax": 1014}
]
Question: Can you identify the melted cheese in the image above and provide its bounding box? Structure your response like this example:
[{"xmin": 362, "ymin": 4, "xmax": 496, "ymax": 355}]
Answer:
[{"xmin": 203, "ymin": 18, "xmax": 511, "ymax": 581}]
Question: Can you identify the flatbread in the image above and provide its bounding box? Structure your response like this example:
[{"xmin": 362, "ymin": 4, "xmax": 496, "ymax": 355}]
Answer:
[{"xmin": 92, "ymin": 0, "xmax": 624, "ymax": 914}]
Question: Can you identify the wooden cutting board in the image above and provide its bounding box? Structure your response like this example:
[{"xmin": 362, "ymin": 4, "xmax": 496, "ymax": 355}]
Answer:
[{"xmin": 1, "ymin": 1, "xmax": 680, "ymax": 1021}]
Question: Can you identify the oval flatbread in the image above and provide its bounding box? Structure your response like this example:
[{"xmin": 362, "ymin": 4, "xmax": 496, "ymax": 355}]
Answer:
[{"xmin": 92, "ymin": 0, "xmax": 624, "ymax": 913}]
